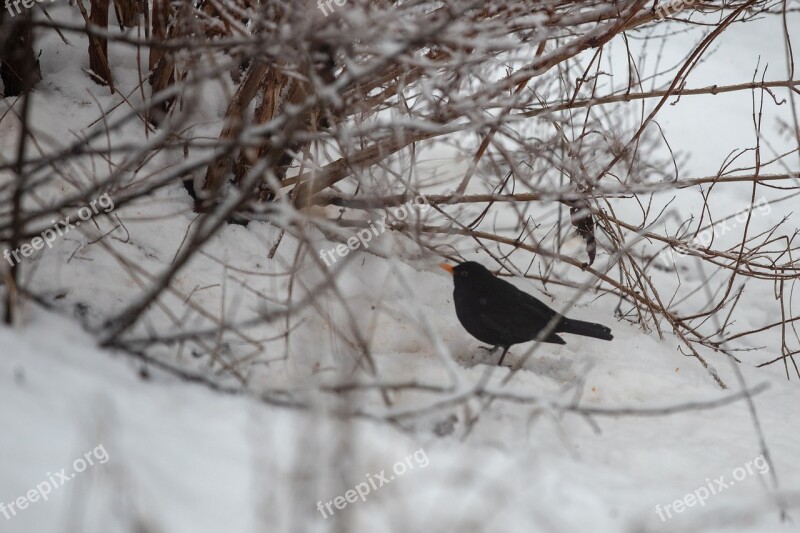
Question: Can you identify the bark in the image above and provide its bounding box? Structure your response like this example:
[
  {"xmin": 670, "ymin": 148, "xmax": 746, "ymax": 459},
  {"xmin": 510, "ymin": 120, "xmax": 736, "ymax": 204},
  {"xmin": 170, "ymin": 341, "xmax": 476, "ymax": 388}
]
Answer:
[
  {"xmin": 200, "ymin": 60, "xmax": 269, "ymax": 209},
  {"xmin": 0, "ymin": 14, "xmax": 42, "ymax": 96},
  {"xmin": 87, "ymin": 0, "xmax": 113, "ymax": 87},
  {"xmin": 113, "ymin": 0, "xmax": 142, "ymax": 28},
  {"xmin": 148, "ymin": 0, "xmax": 176, "ymax": 123}
]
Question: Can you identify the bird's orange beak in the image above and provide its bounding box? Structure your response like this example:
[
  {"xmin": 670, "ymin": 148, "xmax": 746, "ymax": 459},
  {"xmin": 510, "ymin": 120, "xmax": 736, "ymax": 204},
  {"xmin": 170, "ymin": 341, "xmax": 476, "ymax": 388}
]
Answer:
[{"xmin": 439, "ymin": 263, "xmax": 454, "ymax": 274}]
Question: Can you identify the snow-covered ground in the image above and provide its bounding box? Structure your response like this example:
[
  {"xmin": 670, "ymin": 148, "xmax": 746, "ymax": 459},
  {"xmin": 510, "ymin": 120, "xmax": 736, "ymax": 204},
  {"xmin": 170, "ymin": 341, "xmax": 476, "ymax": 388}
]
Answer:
[
  {"xmin": 2, "ymin": 283, "xmax": 799, "ymax": 532},
  {"xmin": 1, "ymin": 4, "xmax": 799, "ymax": 533}
]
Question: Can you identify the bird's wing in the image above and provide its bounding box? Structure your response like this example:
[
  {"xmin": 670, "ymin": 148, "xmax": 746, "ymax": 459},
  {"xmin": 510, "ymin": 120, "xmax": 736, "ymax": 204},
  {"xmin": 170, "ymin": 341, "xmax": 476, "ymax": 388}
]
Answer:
[
  {"xmin": 476, "ymin": 308, "xmax": 566, "ymax": 345},
  {"xmin": 474, "ymin": 310, "xmax": 518, "ymax": 343},
  {"xmin": 466, "ymin": 277, "xmax": 557, "ymax": 344},
  {"xmin": 493, "ymin": 276, "xmax": 557, "ymax": 323}
]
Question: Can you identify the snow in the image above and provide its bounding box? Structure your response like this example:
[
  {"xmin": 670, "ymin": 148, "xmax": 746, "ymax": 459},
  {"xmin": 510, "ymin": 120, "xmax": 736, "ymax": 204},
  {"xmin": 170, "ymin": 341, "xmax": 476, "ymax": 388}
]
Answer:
[{"xmin": 1, "ymin": 308, "xmax": 798, "ymax": 532}]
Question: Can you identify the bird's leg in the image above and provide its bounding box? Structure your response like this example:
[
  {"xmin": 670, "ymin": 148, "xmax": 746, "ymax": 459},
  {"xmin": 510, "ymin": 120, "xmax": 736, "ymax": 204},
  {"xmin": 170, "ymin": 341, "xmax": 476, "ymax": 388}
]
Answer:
[{"xmin": 497, "ymin": 346, "xmax": 510, "ymax": 366}]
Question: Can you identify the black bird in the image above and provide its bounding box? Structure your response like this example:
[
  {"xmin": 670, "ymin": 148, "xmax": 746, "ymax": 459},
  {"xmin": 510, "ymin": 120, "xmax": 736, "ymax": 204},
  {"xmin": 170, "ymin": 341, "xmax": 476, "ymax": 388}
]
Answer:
[{"xmin": 440, "ymin": 261, "xmax": 613, "ymax": 365}]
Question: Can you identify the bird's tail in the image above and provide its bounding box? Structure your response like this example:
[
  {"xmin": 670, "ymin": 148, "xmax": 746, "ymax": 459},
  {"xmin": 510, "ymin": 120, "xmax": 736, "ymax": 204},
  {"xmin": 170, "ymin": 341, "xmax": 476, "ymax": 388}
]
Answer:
[{"xmin": 558, "ymin": 318, "xmax": 613, "ymax": 340}]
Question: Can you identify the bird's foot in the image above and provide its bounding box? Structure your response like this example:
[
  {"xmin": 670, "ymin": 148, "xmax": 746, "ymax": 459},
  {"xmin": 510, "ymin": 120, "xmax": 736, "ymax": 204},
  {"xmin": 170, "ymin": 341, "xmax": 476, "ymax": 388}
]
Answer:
[
  {"xmin": 478, "ymin": 345, "xmax": 511, "ymax": 366},
  {"xmin": 496, "ymin": 346, "xmax": 510, "ymax": 366},
  {"xmin": 478, "ymin": 345, "xmax": 500, "ymax": 355}
]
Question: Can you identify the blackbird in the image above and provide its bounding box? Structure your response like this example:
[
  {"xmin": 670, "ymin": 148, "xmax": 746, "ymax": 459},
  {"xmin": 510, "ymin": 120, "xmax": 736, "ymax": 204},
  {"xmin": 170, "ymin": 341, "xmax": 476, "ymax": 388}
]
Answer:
[{"xmin": 440, "ymin": 261, "xmax": 613, "ymax": 365}]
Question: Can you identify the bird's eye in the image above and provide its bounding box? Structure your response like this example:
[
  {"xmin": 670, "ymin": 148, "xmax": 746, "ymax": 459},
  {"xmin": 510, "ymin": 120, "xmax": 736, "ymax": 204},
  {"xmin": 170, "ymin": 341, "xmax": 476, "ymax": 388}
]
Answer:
[{"xmin": 460, "ymin": 271, "xmax": 468, "ymax": 277}]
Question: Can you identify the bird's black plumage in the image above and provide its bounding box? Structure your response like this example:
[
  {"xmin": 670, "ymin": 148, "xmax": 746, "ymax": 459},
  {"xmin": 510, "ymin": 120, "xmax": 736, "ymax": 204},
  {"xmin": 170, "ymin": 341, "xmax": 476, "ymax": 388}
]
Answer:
[{"xmin": 442, "ymin": 261, "xmax": 612, "ymax": 364}]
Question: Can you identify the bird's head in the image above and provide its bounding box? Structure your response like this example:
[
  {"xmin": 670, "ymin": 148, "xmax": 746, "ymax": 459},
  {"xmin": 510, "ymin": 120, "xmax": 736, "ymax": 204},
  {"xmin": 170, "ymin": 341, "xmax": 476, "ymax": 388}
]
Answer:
[{"xmin": 439, "ymin": 261, "xmax": 493, "ymax": 283}]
